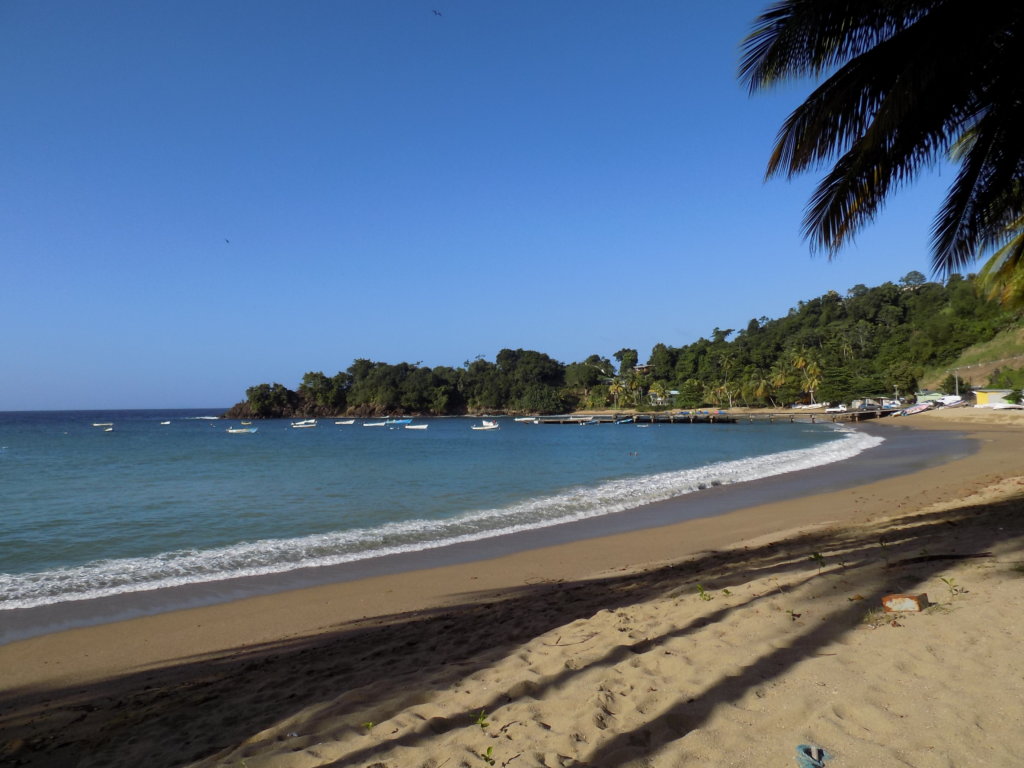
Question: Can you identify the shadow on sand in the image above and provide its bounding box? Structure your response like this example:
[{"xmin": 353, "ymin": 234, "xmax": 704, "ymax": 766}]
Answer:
[{"xmin": 2, "ymin": 492, "xmax": 1023, "ymax": 767}]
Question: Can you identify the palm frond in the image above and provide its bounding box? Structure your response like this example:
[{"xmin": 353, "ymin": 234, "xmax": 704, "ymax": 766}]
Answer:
[
  {"xmin": 977, "ymin": 223, "xmax": 1024, "ymax": 308},
  {"xmin": 740, "ymin": 0, "xmax": 930, "ymax": 91}
]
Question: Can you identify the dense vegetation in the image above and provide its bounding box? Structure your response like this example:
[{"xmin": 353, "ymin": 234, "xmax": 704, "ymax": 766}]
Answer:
[{"xmin": 224, "ymin": 273, "xmax": 1019, "ymax": 419}]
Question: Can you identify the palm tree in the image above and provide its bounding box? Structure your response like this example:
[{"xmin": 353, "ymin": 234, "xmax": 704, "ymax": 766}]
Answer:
[
  {"xmin": 649, "ymin": 380, "xmax": 669, "ymax": 407},
  {"xmin": 740, "ymin": 3, "xmax": 1024, "ymax": 292},
  {"xmin": 802, "ymin": 359, "xmax": 823, "ymax": 404},
  {"xmin": 608, "ymin": 380, "xmax": 625, "ymax": 409}
]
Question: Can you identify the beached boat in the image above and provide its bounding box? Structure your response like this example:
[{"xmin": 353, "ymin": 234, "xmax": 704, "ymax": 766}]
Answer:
[
  {"xmin": 363, "ymin": 421, "xmax": 387, "ymax": 427},
  {"xmin": 404, "ymin": 424, "xmax": 429, "ymax": 430},
  {"xmin": 291, "ymin": 419, "xmax": 317, "ymax": 429},
  {"xmin": 897, "ymin": 403, "xmax": 933, "ymax": 417},
  {"xmin": 471, "ymin": 419, "xmax": 500, "ymax": 431},
  {"xmin": 226, "ymin": 427, "xmax": 258, "ymax": 434},
  {"xmin": 335, "ymin": 419, "xmax": 355, "ymax": 425}
]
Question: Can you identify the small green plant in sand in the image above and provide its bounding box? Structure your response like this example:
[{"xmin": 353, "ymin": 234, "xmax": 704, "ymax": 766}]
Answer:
[
  {"xmin": 696, "ymin": 584, "xmax": 713, "ymax": 601},
  {"xmin": 786, "ymin": 608, "xmax": 802, "ymax": 622},
  {"xmin": 721, "ymin": 588, "xmax": 732, "ymax": 597},
  {"xmin": 878, "ymin": 537, "xmax": 891, "ymax": 563},
  {"xmin": 940, "ymin": 576, "xmax": 964, "ymax": 600},
  {"xmin": 474, "ymin": 709, "xmax": 490, "ymax": 730},
  {"xmin": 479, "ymin": 746, "xmax": 496, "ymax": 765},
  {"xmin": 362, "ymin": 721, "xmax": 375, "ymax": 732},
  {"xmin": 808, "ymin": 552, "xmax": 826, "ymax": 572}
]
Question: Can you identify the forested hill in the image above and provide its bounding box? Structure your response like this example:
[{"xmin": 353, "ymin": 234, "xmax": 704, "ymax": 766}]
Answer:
[{"xmin": 224, "ymin": 273, "xmax": 1019, "ymax": 419}]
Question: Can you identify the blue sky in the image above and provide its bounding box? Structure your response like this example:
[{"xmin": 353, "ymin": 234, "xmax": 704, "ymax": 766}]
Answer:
[{"xmin": 2, "ymin": 1, "xmax": 955, "ymax": 410}]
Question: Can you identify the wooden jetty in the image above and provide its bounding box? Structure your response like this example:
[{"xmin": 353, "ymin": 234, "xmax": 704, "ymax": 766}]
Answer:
[
  {"xmin": 533, "ymin": 409, "xmax": 896, "ymax": 425},
  {"xmin": 536, "ymin": 412, "xmax": 737, "ymax": 425}
]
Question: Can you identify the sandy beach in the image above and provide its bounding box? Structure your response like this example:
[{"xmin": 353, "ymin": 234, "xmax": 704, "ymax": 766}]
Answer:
[{"xmin": 3, "ymin": 408, "xmax": 1024, "ymax": 768}]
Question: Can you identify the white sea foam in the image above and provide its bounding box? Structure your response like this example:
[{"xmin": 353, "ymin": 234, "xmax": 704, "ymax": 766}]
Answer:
[{"xmin": 0, "ymin": 426, "xmax": 883, "ymax": 610}]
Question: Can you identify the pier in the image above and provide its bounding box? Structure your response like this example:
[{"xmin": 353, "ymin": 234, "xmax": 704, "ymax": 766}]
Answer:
[{"xmin": 532, "ymin": 409, "xmax": 896, "ymax": 425}]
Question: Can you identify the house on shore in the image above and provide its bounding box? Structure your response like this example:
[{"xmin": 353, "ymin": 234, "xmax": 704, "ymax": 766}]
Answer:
[{"xmin": 973, "ymin": 388, "xmax": 1015, "ymax": 406}]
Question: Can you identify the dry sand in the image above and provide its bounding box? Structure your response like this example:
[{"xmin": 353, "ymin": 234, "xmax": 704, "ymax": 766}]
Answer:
[{"xmin": 3, "ymin": 408, "xmax": 1024, "ymax": 768}]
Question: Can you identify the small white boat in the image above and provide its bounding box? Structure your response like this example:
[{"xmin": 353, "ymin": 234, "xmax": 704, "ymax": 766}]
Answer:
[
  {"xmin": 363, "ymin": 421, "xmax": 387, "ymax": 427},
  {"xmin": 386, "ymin": 418, "xmax": 412, "ymax": 425},
  {"xmin": 471, "ymin": 419, "xmax": 500, "ymax": 431},
  {"xmin": 405, "ymin": 424, "xmax": 429, "ymax": 430},
  {"xmin": 227, "ymin": 427, "xmax": 258, "ymax": 434},
  {"xmin": 240, "ymin": 421, "xmax": 252, "ymax": 425},
  {"xmin": 160, "ymin": 421, "xmax": 171, "ymax": 425},
  {"xmin": 514, "ymin": 417, "xmax": 539, "ymax": 424},
  {"xmin": 103, "ymin": 427, "xmax": 114, "ymax": 432},
  {"xmin": 291, "ymin": 419, "xmax": 317, "ymax": 429},
  {"xmin": 92, "ymin": 422, "xmax": 113, "ymax": 427},
  {"xmin": 335, "ymin": 419, "xmax": 355, "ymax": 425}
]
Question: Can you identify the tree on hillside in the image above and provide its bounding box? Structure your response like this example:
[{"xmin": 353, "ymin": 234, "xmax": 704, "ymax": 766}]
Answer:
[
  {"xmin": 740, "ymin": 2, "xmax": 1024, "ymax": 301},
  {"xmin": 614, "ymin": 348, "xmax": 639, "ymax": 376}
]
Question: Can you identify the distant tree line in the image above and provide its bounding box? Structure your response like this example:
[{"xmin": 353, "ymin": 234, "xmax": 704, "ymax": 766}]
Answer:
[{"xmin": 224, "ymin": 273, "xmax": 1019, "ymax": 419}]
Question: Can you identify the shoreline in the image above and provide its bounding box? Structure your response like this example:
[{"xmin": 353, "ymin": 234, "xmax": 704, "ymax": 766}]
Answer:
[
  {"xmin": 3, "ymin": 408, "xmax": 1024, "ymax": 767},
  {"xmin": 1, "ymin": 422, "xmax": 967, "ymax": 646}
]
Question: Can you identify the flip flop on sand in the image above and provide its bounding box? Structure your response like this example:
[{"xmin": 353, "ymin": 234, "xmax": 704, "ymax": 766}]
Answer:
[{"xmin": 796, "ymin": 744, "xmax": 832, "ymax": 768}]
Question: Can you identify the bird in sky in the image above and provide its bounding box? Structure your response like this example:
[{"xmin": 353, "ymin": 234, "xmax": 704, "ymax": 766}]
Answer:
[
  {"xmin": 225, "ymin": 239, "xmax": 230, "ymax": 244},
  {"xmin": 432, "ymin": 9, "xmax": 442, "ymax": 16}
]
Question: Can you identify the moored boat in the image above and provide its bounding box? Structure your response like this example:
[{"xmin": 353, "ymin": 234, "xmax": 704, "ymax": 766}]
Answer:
[
  {"xmin": 363, "ymin": 421, "xmax": 386, "ymax": 427},
  {"xmin": 335, "ymin": 419, "xmax": 355, "ymax": 425},
  {"xmin": 471, "ymin": 419, "xmax": 500, "ymax": 431},
  {"xmin": 226, "ymin": 427, "xmax": 258, "ymax": 434},
  {"xmin": 291, "ymin": 419, "xmax": 317, "ymax": 429},
  {"xmin": 404, "ymin": 424, "xmax": 429, "ymax": 430}
]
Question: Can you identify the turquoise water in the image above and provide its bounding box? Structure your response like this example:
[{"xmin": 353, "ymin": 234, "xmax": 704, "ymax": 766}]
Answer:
[{"xmin": 0, "ymin": 409, "xmax": 882, "ymax": 610}]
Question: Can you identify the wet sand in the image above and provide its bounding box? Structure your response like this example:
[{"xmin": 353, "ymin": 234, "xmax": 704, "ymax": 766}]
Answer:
[{"xmin": 2, "ymin": 407, "xmax": 1023, "ymax": 767}]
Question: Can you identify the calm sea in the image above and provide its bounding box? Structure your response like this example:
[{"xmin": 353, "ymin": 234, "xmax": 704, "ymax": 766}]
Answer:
[{"xmin": 0, "ymin": 409, "xmax": 883, "ymax": 616}]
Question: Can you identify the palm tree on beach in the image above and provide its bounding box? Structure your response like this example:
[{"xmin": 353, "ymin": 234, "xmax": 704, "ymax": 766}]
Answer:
[
  {"xmin": 608, "ymin": 380, "xmax": 625, "ymax": 409},
  {"xmin": 740, "ymin": 2, "xmax": 1024, "ymax": 300}
]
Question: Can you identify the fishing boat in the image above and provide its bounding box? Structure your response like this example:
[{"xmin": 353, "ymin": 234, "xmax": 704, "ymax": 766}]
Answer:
[
  {"xmin": 226, "ymin": 427, "xmax": 258, "ymax": 434},
  {"xmin": 471, "ymin": 419, "xmax": 500, "ymax": 431},
  {"xmin": 335, "ymin": 419, "xmax": 355, "ymax": 425},
  {"xmin": 291, "ymin": 419, "xmax": 317, "ymax": 429},
  {"xmin": 404, "ymin": 424, "xmax": 429, "ymax": 430}
]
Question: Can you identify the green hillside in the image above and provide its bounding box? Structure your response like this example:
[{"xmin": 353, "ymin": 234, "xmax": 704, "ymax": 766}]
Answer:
[
  {"xmin": 227, "ymin": 274, "xmax": 1023, "ymax": 418},
  {"xmin": 920, "ymin": 326, "xmax": 1024, "ymax": 391}
]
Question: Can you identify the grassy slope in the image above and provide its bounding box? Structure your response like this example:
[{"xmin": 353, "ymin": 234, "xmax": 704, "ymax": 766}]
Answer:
[{"xmin": 920, "ymin": 325, "xmax": 1024, "ymax": 390}]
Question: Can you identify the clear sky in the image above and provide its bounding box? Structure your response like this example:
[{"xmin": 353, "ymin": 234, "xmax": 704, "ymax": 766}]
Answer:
[{"xmin": 1, "ymin": 1, "xmax": 956, "ymax": 410}]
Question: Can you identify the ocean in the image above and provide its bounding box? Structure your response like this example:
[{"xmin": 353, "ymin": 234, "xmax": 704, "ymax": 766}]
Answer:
[{"xmin": 0, "ymin": 409, "xmax": 886, "ymax": 622}]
